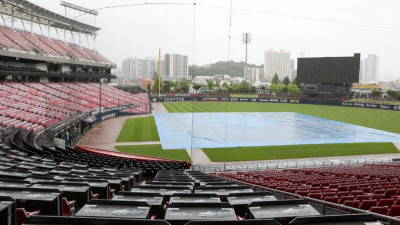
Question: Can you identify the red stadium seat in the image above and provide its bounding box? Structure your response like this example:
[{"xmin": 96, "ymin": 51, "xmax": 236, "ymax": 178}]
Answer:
[
  {"xmin": 385, "ymin": 188, "xmax": 398, "ymax": 198},
  {"xmin": 359, "ymin": 199, "xmax": 377, "ymax": 210},
  {"xmin": 343, "ymin": 200, "xmax": 360, "ymax": 208},
  {"xmin": 62, "ymin": 197, "xmax": 76, "ymax": 216},
  {"xmin": 339, "ymin": 195, "xmax": 355, "ymax": 204},
  {"xmin": 370, "ymin": 206, "xmax": 388, "ymax": 215},
  {"xmin": 355, "ymin": 195, "xmax": 371, "ymax": 201},
  {"xmin": 324, "ymin": 196, "xmax": 339, "ymax": 204},
  {"xmin": 377, "ymin": 199, "xmax": 395, "ymax": 207},
  {"xmin": 371, "ymin": 194, "xmax": 386, "ymax": 200},
  {"xmin": 16, "ymin": 208, "xmax": 40, "ymax": 225},
  {"xmin": 388, "ymin": 205, "xmax": 400, "ymax": 217},
  {"xmin": 308, "ymin": 192, "xmax": 323, "ymax": 199}
]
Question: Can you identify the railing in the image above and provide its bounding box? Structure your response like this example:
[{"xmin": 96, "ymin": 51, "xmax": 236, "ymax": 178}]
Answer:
[{"xmin": 191, "ymin": 157, "xmax": 397, "ymax": 173}]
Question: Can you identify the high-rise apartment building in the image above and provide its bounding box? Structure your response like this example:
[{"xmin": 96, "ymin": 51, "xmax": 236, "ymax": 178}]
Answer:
[
  {"xmin": 244, "ymin": 67, "xmax": 264, "ymax": 83},
  {"xmin": 363, "ymin": 54, "xmax": 379, "ymax": 83},
  {"xmin": 359, "ymin": 59, "xmax": 364, "ymax": 83},
  {"xmin": 122, "ymin": 57, "xmax": 156, "ymax": 80},
  {"xmin": 163, "ymin": 54, "xmax": 188, "ymax": 81},
  {"xmin": 264, "ymin": 49, "xmax": 293, "ymax": 82}
]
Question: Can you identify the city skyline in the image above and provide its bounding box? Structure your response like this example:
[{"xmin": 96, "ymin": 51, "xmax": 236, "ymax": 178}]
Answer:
[{"xmin": 30, "ymin": 0, "xmax": 400, "ymax": 81}]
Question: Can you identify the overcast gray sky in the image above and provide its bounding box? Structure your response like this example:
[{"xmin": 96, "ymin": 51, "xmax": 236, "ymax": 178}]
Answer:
[{"xmin": 30, "ymin": 0, "xmax": 400, "ymax": 81}]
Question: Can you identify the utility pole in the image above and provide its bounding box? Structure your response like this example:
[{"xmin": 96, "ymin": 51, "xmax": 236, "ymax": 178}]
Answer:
[{"xmin": 158, "ymin": 48, "xmax": 161, "ymax": 98}]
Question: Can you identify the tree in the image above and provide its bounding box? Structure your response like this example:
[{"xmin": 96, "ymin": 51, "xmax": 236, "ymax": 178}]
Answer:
[
  {"xmin": 283, "ymin": 76, "xmax": 290, "ymax": 86},
  {"xmin": 238, "ymin": 80, "xmax": 250, "ymax": 90},
  {"xmin": 180, "ymin": 79, "xmax": 190, "ymax": 93},
  {"xmin": 193, "ymin": 84, "xmax": 201, "ymax": 93},
  {"xmin": 269, "ymin": 83, "xmax": 278, "ymax": 93},
  {"xmin": 276, "ymin": 83, "xmax": 286, "ymax": 93},
  {"xmin": 215, "ymin": 79, "xmax": 221, "ymax": 88},
  {"xmin": 371, "ymin": 89, "xmax": 382, "ymax": 99},
  {"xmin": 163, "ymin": 81, "xmax": 172, "ymax": 93},
  {"xmin": 222, "ymin": 82, "xmax": 229, "ymax": 88},
  {"xmin": 206, "ymin": 79, "xmax": 214, "ymax": 90},
  {"xmin": 152, "ymin": 75, "xmax": 162, "ymax": 93},
  {"xmin": 170, "ymin": 81, "xmax": 178, "ymax": 93},
  {"xmin": 287, "ymin": 83, "xmax": 301, "ymax": 95},
  {"xmin": 386, "ymin": 90, "xmax": 399, "ymax": 100},
  {"xmin": 272, "ymin": 73, "xmax": 280, "ymax": 85}
]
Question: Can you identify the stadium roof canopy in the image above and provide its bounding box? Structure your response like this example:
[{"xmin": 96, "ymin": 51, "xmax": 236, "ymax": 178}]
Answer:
[{"xmin": 0, "ymin": 0, "xmax": 100, "ymax": 34}]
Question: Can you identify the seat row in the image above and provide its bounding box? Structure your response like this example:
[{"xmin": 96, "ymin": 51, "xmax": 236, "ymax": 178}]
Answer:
[
  {"xmin": 219, "ymin": 164, "xmax": 400, "ymax": 218},
  {"xmin": 0, "ymin": 25, "xmax": 110, "ymax": 63},
  {"xmin": 0, "ymin": 82, "xmax": 150, "ymax": 132}
]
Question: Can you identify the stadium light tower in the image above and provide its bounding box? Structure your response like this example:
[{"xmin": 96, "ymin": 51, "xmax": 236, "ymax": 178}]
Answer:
[{"xmin": 242, "ymin": 33, "xmax": 251, "ymax": 80}]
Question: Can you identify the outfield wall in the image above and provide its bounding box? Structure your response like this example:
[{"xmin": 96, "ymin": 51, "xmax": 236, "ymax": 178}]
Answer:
[{"xmin": 153, "ymin": 96, "xmax": 400, "ymax": 111}]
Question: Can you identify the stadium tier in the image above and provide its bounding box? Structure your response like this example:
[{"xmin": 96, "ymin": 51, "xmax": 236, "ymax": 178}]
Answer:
[
  {"xmin": 0, "ymin": 137, "xmax": 398, "ymax": 225},
  {"xmin": 0, "ymin": 25, "xmax": 110, "ymax": 64},
  {"xmin": 0, "ymin": 82, "xmax": 150, "ymax": 132},
  {"xmin": 218, "ymin": 164, "xmax": 400, "ymax": 217},
  {"xmin": 0, "ymin": 133, "xmax": 190, "ymax": 225}
]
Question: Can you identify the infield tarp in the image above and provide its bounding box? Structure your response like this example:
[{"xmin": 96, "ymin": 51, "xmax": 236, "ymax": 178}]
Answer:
[{"xmin": 154, "ymin": 112, "xmax": 400, "ymax": 150}]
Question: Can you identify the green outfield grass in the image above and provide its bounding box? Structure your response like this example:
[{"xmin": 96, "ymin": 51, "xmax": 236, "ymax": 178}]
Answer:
[
  {"xmin": 163, "ymin": 102, "xmax": 400, "ymax": 134},
  {"xmin": 202, "ymin": 142, "xmax": 399, "ymax": 162},
  {"xmin": 115, "ymin": 145, "xmax": 190, "ymax": 161},
  {"xmin": 117, "ymin": 116, "xmax": 160, "ymax": 142}
]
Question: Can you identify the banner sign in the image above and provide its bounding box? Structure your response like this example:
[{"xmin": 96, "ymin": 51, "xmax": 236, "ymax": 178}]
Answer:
[{"xmin": 154, "ymin": 96, "xmax": 399, "ymax": 111}]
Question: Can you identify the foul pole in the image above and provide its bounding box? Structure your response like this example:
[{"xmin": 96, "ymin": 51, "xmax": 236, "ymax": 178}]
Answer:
[{"xmin": 158, "ymin": 48, "xmax": 161, "ymax": 97}]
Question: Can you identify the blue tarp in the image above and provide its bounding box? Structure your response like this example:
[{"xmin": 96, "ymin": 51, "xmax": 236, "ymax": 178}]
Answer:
[{"xmin": 154, "ymin": 112, "xmax": 400, "ymax": 150}]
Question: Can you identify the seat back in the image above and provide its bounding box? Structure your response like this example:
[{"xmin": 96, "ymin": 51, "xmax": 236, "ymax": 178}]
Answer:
[
  {"xmin": 359, "ymin": 199, "xmax": 377, "ymax": 210},
  {"xmin": 388, "ymin": 205, "xmax": 400, "ymax": 217},
  {"xmin": 377, "ymin": 199, "xmax": 394, "ymax": 207},
  {"xmin": 343, "ymin": 200, "xmax": 360, "ymax": 208},
  {"xmin": 370, "ymin": 206, "xmax": 388, "ymax": 215}
]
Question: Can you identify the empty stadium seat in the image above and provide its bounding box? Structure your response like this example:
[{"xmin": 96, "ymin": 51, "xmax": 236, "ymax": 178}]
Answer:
[
  {"xmin": 359, "ymin": 199, "xmax": 377, "ymax": 210},
  {"xmin": 388, "ymin": 205, "xmax": 400, "ymax": 217},
  {"xmin": 343, "ymin": 200, "xmax": 360, "ymax": 208},
  {"xmin": 16, "ymin": 208, "xmax": 40, "ymax": 225},
  {"xmin": 377, "ymin": 199, "xmax": 395, "ymax": 207}
]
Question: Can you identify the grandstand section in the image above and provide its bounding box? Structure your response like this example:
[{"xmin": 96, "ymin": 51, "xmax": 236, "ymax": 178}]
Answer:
[
  {"xmin": 0, "ymin": 0, "xmax": 114, "ymax": 81},
  {"xmin": 218, "ymin": 164, "xmax": 400, "ymax": 217},
  {"xmin": 0, "ymin": 82, "xmax": 150, "ymax": 132}
]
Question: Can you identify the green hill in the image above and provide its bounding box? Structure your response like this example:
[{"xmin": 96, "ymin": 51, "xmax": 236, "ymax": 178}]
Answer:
[{"xmin": 189, "ymin": 60, "xmax": 263, "ymax": 77}]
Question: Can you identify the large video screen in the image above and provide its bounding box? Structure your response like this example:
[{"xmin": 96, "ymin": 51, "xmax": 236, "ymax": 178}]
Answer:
[{"xmin": 297, "ymin": 53, "xmax": 360, "ymax": 83}]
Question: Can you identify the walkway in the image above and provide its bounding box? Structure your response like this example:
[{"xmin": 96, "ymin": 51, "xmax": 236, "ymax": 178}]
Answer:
[
  {"xmin": 77, "ymin": 114, "xmax": 150, "ymax": 151},
  {"xmin": 152, "ymin": 102, "xmax": 168, "ymax": 114},
  {"xmin": 394, "ymin": 142, "xmax": 400, "ymax": 151},
  {"xmin": 193, "ymin": 153, "xmax": 400, "ymax": 172},
  {"xmin": 186, "ymin": 148, "xmax": 212, "ymax": 164}
]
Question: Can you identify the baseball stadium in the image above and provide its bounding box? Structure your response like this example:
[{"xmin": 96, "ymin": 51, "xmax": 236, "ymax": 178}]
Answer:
[{"xmin": 0, "ymin": 1, "xmax": 399, "ymax": 225}]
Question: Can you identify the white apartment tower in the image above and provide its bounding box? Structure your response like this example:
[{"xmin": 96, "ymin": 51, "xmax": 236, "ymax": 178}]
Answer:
[
  {"xmin": 122, "ymin": 57, "xmax": 157, "ymax": 80},
  {"xmin": 163, "ymin": 54, "xmax": 189, "ymax": 81},
  {"xmin": 264, "ymin": 49, "xmax": 292, "ymax": 82},
  {"xmin": 363, "ymin": 54, "xmax": 379, "ymax": 83},
  {"xmin": 245, "ymin": 67, "xmax": 264, "ymax": 83}
]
